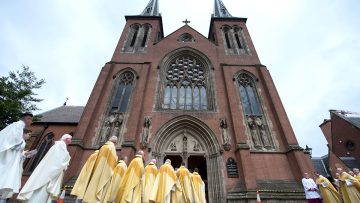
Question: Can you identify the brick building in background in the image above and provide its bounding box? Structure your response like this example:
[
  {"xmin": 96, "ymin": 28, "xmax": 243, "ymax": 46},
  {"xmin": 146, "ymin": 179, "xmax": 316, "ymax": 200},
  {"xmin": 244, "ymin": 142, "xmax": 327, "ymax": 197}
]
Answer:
[
  {"xmin": 24, "ymin": 0, "xmax": 315, "ymax": 202},
  {"xmin": 313, "ymin": 110, "xmax": 360, "ymax": 179}
]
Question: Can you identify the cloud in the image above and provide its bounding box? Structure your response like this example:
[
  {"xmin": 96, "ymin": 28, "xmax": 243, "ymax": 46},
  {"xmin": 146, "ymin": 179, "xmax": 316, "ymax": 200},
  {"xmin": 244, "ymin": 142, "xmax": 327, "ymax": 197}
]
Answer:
[{"xmin": 1, "ymin": 0, "xmax": 359, "ymax": 156}]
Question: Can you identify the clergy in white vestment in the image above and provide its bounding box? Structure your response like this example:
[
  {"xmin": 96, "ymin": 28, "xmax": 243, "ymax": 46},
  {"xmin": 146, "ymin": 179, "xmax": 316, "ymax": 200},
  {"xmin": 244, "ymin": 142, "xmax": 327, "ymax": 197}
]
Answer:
[
  {"xmin": 17, "ymin": 134, "xmax": 72, "ymax": 203},
  {"xmin": 301, "ymin": 173, "xmax": 322, "ymax": 203},
  {"xmin": 0, "ymin": 112, "xmax": 33, "ymax": 201}
]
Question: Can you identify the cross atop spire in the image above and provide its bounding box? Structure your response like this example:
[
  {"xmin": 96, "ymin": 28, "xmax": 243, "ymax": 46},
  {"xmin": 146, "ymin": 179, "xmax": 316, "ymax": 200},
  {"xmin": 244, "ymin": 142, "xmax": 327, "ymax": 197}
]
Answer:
[
  {"xmin": 140, "ymin": 0, "xmax": 160, "ymax": 16},
  {"xmin": 213, "ymin": 0, "xmax": 232, "ymax": 18}
]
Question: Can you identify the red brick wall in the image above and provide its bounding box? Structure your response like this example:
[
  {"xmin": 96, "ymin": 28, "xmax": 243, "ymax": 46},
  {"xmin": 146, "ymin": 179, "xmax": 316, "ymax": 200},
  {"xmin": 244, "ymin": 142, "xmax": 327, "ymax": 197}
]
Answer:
[{"xmin": 330, "ymin": 113, "xmax": 360, "ymax": 159}]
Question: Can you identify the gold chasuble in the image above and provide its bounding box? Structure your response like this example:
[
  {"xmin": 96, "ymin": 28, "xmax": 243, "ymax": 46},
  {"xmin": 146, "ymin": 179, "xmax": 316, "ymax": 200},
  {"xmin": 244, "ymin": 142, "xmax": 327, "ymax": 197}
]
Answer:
[
  {"xmin": 149, "ymin": 162, "xmax": 182, "ymax": 203},
  {"xmin": 315, "ymin": 175, "xmax": 341, "ymax": 203},
  {"xmin": 142, "ymin": 162, "xmax": 158, "ymax": 203},
  {"xmin": 191, "ymin": 172, "xmax": 206, "ymax": 203},
  {"xmin": 105, "ymin": 160, "xmax": 128, "ymax": 202},
  {"xmin": 83, "ymin": 141, "xmax": 118, "ymax": 203},
  {"xmin": 176, "ymin": 166, "xmax": 198, "ymax": 203},
  {"xmin": 71, "ymin": 150, "xmax": 99, "ymax": 200},
  {"xmin": 339, "ymin": 172, "xmax": 360, "ymax": 203},
  {"xmin": 115, "ymin": 155, "xmax": 144, "ymax": 203},
  {"xmin": 356, "ymin": 173, "xmax": 360, "ymax": 181}
]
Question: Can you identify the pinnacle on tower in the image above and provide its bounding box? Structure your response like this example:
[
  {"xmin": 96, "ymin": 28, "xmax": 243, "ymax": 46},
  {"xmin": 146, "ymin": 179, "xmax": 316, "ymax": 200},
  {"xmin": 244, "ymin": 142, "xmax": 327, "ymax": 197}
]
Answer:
[
  {"xmin": 140, "ymin": 0, "xmax": 160, "ymax": 16},
  {"xmin": 213, "ymin": 0, "xmax": 232, "ymax": 18}
]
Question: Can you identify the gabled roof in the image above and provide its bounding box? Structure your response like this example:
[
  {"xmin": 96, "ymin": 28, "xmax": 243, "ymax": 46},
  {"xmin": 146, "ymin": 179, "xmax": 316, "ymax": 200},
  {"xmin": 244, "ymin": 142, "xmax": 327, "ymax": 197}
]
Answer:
[
  {"xmin": 155, "ymin": 24, "xmax": 216, "ymax": 47},
  {"xmin": 331, "ymin": 110, "xmax": 360, "ymax": 129},
  {"xmin": 36, "ymin": 106, "xmax": 84, "ymax": 124}
]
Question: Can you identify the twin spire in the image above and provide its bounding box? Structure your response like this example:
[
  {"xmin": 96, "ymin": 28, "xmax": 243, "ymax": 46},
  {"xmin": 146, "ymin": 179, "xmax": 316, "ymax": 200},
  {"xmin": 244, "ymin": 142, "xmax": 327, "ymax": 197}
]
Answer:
[
  {"xmin": 140, "ymin": 0, "xmax": 160, "ymax": 16},
  {"xmin": 139, "ymin": 0, "xmax": 232, "ymax": 18}
]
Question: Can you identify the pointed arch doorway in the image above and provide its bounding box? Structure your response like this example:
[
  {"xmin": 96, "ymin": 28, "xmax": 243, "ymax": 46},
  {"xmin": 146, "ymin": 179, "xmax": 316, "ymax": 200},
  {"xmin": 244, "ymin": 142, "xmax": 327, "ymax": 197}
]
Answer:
[{"xmin": 150, "ymin": 115, "xmax": 225, "ymax": 203}]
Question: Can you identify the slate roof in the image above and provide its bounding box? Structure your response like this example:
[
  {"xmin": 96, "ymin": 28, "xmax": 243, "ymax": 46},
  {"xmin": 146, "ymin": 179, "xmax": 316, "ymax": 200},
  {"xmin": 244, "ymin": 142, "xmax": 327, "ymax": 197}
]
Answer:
[
  {"xmin": 36, "ymin": 106, "xmax": 85, "ymax": 124},
  {"xmin": 312, "ymin": 156, "xmax": 330, "ymax": 177},
  {"xmin": 312, "ymin": 155, "xmax": 360, "ymax": 177},
  {"xmin": 340, "ymin": 157, "xmax": 360, "ymax": 169},
  {"xmin": 332, "ymin": 110, "xmax": 360, "ymax": 129}
]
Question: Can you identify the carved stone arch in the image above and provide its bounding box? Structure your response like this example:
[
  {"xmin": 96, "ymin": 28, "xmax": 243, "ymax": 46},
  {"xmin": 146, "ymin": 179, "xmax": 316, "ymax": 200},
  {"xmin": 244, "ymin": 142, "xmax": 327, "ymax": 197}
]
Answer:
[
  {"xmin": 156, "ymin": 47, "xmax": 216, "ymax": 111},
  {"xmin": 150, "ymin": 115, "xmax": 225, "ymax": 203},
  {"xmin": 94, "ymin": 68, "xmax": 138, "ymax": 147},
  {"xmin": 220, "ymin": 24, "xmax": 232, "ymax": 30},
  {"xmin": 233, "ymin": 70, "xmax": 258, "ymax": 82},
  {"xmin": 233, "ymin": 70, "xmax": 278, "ymax": 151}
]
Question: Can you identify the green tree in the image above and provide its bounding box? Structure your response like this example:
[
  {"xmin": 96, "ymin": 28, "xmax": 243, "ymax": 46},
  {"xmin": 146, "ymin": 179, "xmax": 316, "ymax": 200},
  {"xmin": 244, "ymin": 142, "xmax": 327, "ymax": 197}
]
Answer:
[{"xmin": 0, "ymin": 65, "xmax": 45, "ymax": 129}]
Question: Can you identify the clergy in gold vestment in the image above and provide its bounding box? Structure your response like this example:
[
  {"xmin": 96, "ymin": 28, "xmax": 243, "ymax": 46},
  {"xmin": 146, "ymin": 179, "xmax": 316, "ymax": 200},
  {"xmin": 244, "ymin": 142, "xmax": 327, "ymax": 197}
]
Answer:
[
  {"xmin": 191, "ymin": 168, "xmax": 206, "ymax": 203},
  {"xmin": 314, "ymin": 172, "xmax": 341, "ymax": 203},
  {"xmin": 337, "ymin": 167, "xmax": 360, "ymax": 203},
  {"xmin": 83, "ymin": 136, "xmax": 118, "ymax": 203},
  {"xmin": 105, "ymin": 157, "xmax": 128, "ymax": 202},
  {"xmin": 354, "ymin": 168, "xmax": 360, "ymax": 181},
  {"xmin": 17, "ymin": 134, "xmax": 72, "ymax": 203},
  {"xmin": 176, "ymin": 163, "xmax": 198, "ymax": 203},
  {"xmin": 149, "ymin": 159, "xmax": 182, "ymax": 203},
  {"xmin": 142, "ymin": 159, "xmax": 158, "ymax": 203},
  {"xmin": 115, "ymin": 151, "xmax": 145, "ymax": 203},
  {"xmin": 71, "ymin": 150, "xmax": 99, "ymax": 200}
]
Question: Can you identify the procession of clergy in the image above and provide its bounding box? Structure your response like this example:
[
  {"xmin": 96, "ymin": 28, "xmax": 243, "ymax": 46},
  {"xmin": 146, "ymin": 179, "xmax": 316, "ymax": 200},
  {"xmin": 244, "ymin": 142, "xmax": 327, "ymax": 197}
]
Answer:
[{"xmin": 0, "ymin": 113, "xmax": 207, "ymax": 203}]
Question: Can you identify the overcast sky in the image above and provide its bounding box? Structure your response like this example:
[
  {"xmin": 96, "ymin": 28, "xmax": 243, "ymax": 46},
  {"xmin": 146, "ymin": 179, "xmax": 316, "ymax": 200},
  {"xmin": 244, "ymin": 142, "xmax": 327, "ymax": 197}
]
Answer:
[{"xmin": 1, "ymin": 0, "xmax": 359, "ymax": 156}]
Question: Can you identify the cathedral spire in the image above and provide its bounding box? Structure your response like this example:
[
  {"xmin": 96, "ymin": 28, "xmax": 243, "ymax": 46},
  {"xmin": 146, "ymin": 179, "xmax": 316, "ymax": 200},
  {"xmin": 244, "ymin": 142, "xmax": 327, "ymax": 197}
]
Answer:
[
  {"xmin": 213, "ymin": 0, "xmax": 232, "ymax": 18},
  {"xmin": 140, "ymin": 0, "xmax": 160, "ymax": 16}
]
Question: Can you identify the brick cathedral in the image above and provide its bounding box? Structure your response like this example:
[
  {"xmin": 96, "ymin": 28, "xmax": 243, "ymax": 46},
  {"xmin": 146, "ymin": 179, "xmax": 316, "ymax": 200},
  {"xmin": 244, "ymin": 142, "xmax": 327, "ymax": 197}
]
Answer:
[{"xmin": 25, "ymin": 0, "xmax": 315, "ymax": 202}]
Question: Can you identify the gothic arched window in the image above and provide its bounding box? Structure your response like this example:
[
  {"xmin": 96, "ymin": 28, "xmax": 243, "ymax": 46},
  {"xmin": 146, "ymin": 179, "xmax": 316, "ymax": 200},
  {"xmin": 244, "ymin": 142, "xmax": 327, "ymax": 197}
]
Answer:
[
  {"xmin": 124, "ymin": 24, "xmax": 152, "ymax": 52},
  {"xmin": 237, "ymin": 73, "xmax": 261, "ymax": 115},
  {"xmin": 161, "ymin": 55, "xmax": 210, "ymax": 111},
  {"xmin": 236, "ymin": 73, "xmax": 276, "ymax": 150},
  {"xmin": 141, "ymin": 24, "xmax": 151, "ymax": 47},
  {"xmin": 27, "ymin": 132, "xmax": 54, "ymax": 173},
  {"xmin": 130, "ymin": 25, "xmax": 140, "ymax": 47},
  {"xmin": 222, "ymin": 27, "xmax": 232, "ymax": 49},
  {"xmin": 111, "ymin": 71, "xmax": 135, "ymax": 113},
  {"xmin": 222, "ymin": 25, "xmax": 249, "ymax": 55}
]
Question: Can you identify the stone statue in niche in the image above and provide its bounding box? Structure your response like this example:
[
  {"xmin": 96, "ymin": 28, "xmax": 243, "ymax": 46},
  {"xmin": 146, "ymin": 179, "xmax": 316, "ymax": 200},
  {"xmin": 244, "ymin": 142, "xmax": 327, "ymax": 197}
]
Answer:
[
  {"xmin": 193, "ymin": 141, "xmax": 200, "ymax": 151},
  {"xmin": 141, "ymin": 116, "xmax": 152, "ymax": 149},
  {"xmin": 247, "ymin": 116, "xmax": 262, "ymax": 149},
  {"xmin": 220, "ymin": 118, "xmax": 231, "ymax": 151},
  {"xmin": 99, "ymin": 113, "xmax": 124, "ymax": 145},
  {"xmin": 100, "ymin": 118, "xmax": 111, "ymax": 143},
  {"xmin": 170, "ymin": 142, "xmax": 177, "ymax": 151},
  {"xmin": 111, "ymin": 114, "xmax": 124, "ymax": 140},
  {"xmin": 255, "ymin": 117, "xmax": 272, "ymax": 148}
]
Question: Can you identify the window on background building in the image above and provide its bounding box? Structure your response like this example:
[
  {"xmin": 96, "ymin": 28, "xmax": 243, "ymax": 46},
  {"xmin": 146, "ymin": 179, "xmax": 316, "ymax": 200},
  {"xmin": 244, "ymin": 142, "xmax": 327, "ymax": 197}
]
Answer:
[
  {"xmin": 111, "ymin": 71, "xmax": 135, "ymax": 113},
  {"xmin": 161, "ymin": 55, "xmax": 210, "ymax": 111},
  {"xmin": 27, "ymin": 132, "xmax": 54, "ymax": 173}
]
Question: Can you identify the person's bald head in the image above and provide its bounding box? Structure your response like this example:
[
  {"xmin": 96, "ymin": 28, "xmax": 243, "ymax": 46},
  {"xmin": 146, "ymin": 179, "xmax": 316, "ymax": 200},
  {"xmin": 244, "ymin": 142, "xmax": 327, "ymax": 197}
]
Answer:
[
  {"xmin": 109, "ymin": 136, "xmax": 118, "ymax": 144},
  {"xmin": 353, "ymin": 168, "xmax": 359, "ymax": 174},
  {"xmin": 336, "ymin": 168, "xmax": 343, "ymax": 173},
  {"xmin": 122, "ymin": 156, "xmax": 128, "ymax": 162},
  {"xmin": 349, "ymin": 171, "xmax": 354, "ymax": 176},
  {"xmin": 61, "ymin": 134, "xmax": 72, "ymax": 145},
  {"xmin": 137, "ymin": 150, "xmax": 144, "ymax": 156},
  {"xmin": 304, "ymin": 173, "xmax": 310, "ymax": 179},
  {"xmin": 151, "ymin": 159, "xmax": 157, "ymax": 164},
  {"xmin": 165, "ymin": 159, "xmax": 171, "ymax": 164}
]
